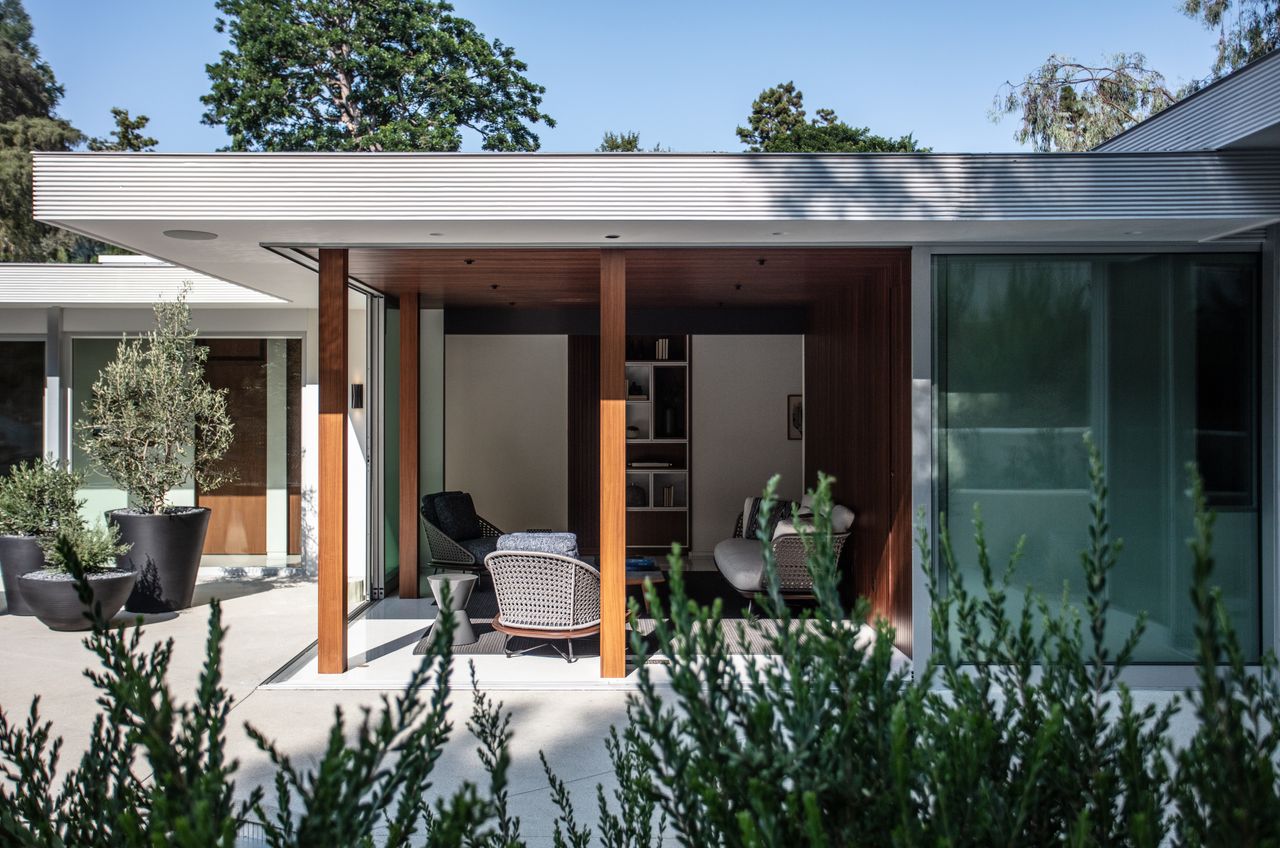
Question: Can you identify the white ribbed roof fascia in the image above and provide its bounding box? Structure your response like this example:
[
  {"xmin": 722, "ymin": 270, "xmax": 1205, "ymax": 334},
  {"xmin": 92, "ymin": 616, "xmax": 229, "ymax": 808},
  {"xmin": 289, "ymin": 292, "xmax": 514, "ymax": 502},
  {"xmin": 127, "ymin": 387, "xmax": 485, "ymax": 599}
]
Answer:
[
  {"xmin": 32, "ymin": 150, "xmax": 1280, "ymax": 223},
  {"xmin": 1097, "ymin": 50, "xmax": 1280, "ymax": 153},
  {"xmin": 0, "ymin": 261, "xmax": 287, "ymax": 304}
]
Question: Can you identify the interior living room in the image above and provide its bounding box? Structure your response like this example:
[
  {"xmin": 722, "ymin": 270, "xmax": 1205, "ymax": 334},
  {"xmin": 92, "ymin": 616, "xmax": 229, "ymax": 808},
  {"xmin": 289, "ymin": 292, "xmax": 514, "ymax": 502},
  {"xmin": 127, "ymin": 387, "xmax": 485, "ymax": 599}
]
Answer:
[{"xmin": 266, "ymin": 246, "xmax": 913, "ymax": 686}]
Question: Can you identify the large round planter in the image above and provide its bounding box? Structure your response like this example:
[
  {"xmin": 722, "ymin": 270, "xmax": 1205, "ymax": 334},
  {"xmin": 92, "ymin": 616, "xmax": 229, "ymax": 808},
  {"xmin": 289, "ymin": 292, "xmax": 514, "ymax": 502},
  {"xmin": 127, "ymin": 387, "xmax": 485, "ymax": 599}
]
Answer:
[
  {"xmin": 18, "ymin": 569, "xmax": 137, "ymax": 631},
  {"xmin": 108, "ymin": 507, "xmax": 211, "ymax": 614},
  {"xmin": 0, "ymin": 535, "xmax": 45, "ymax": 616}
]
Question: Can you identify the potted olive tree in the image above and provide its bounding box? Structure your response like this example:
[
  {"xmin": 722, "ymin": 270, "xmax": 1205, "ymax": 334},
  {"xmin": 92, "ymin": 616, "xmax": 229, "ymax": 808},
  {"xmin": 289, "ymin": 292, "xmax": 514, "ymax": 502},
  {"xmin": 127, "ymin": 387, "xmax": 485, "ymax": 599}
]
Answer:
[
  {"xmin": 20, "ymin": 522, "xmax": 132, "ymax": 630},
  {"xmin": 0, "ymin": 457, "xmax": 85, "ymax": 615},
  {"xmin": 79, "ymin": 289, "xmax": 234, "ymax": 613}
]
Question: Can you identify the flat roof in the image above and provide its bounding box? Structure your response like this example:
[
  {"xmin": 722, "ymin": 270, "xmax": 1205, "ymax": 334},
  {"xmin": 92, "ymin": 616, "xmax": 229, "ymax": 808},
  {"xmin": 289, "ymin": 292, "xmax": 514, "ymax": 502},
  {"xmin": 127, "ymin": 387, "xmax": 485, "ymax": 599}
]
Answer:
[
  {"xmin": 0, "ymin": 256, "xmax": 287, "ymax": 307},
  {"xmin": 33, "ymin": 150, "xmax": 1280, "ymax": 306}
]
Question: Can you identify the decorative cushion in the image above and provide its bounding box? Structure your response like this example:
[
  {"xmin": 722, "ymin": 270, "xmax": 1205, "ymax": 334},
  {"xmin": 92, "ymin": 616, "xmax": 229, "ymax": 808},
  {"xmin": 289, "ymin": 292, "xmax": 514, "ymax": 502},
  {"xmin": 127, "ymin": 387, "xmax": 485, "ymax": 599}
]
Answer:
[
  {"xmin": 741, "ymin": 497, "xmax": 797, "ymax": 539},
  {"xmin": 426, "ymin": 491, "xmax": 482, "ymax": 542},
  {"xmin": 773, "ymin": 505, "xmax": 854, "ymax": 537},
  {"xmin": 497, "ymin": 532, "xmax": 579, "ymax": 558},
  {"xmin": 713, "ymin": 538, "xmax": 766, "ymax": 593},
  {"xmin": 458, "ymin": 536, "xmax": 498, "ymax": 562},
  {"xmin": 830, "ymin": 505, "xmax": 855, "ymax": 534}
]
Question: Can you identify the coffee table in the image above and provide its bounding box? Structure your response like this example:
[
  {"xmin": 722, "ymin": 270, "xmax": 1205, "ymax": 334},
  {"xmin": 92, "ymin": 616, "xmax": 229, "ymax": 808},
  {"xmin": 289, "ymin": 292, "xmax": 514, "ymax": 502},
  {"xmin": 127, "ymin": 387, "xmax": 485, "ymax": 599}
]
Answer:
[{"xmin": 427, "ymin": 572, "xmax": 479, "ymax": 646}]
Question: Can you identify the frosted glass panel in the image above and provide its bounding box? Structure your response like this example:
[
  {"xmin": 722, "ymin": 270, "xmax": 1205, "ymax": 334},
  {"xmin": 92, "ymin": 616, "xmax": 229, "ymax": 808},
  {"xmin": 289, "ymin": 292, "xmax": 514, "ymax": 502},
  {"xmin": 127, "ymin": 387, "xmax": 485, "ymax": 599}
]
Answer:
[{"xmin": 935, "ymin": 254, "xmax": 1259, "ymax": 663}]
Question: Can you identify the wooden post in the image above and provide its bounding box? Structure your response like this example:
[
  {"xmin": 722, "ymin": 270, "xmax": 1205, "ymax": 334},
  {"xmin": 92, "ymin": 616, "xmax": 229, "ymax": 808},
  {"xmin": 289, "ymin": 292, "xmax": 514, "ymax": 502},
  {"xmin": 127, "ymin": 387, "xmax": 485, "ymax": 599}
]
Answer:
[
  {"xmin": 317, "ymin": 249, "xmax": 349, "ymax": 674},
  {"xmin": 398, "ymin": 292, "xmax": 421, "ymax": 599},
  {"xmin": 599, "ymin": 250, "xmax": 627, "ymax": 678}
]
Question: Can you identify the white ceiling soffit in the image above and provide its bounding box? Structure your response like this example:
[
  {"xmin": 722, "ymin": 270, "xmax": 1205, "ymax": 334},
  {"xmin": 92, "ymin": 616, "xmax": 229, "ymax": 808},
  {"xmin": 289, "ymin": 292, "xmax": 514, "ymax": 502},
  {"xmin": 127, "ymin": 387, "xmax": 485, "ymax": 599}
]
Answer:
[
  {"xmin": 32, "ymin": 151, "xmax": 1280, "ymax": 308},
  {"xmin": 1096, "ymin": 49, "xmax": 1280, "ymax": 153},
  {"xmin": 0, "ymin": 259, "xmax": 288, "ymax": 307}
]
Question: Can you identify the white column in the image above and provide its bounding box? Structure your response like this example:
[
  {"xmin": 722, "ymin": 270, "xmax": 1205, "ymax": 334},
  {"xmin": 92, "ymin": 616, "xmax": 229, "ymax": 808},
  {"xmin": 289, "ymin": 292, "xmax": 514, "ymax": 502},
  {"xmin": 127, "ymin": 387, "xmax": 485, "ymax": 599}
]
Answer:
[
  {"xmin": 265, "ymin": 338, "xmax": 289, "ymax": 555},
  {"xmin": 43, "ymin": 307, "xmax": 65, "ymax": 462}
]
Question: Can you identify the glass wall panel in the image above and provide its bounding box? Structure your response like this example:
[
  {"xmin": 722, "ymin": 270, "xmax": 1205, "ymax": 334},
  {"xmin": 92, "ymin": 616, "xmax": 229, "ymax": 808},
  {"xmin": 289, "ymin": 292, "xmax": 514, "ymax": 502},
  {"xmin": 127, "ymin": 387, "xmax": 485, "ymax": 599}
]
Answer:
[
  {"xmin": 71, "ymin": 336, "xmax": 302, "ymax": 556},
  {"xmin": 0, "ymin": 341, "xmax": 44, "ymax": 475},
  {"xmin": 934, "ymin": 253, "xmax": 1260, "ymax": 663}
]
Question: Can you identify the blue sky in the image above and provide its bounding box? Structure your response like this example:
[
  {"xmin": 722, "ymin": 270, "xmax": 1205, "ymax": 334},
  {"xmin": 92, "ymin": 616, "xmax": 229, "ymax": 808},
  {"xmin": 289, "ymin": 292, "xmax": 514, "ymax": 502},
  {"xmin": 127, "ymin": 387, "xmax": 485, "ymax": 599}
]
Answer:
[{"xmin": 30, "ymin": 0, "xmax": 1217, "ymax": 153}]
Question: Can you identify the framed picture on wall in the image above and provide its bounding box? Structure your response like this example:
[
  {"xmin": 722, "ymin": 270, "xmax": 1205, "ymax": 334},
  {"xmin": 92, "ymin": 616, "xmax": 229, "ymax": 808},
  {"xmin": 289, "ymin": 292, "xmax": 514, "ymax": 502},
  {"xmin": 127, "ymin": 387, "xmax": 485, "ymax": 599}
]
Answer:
[{"xmin": 787, "ymin": 394, "xmax": 803, "ymax": 440}]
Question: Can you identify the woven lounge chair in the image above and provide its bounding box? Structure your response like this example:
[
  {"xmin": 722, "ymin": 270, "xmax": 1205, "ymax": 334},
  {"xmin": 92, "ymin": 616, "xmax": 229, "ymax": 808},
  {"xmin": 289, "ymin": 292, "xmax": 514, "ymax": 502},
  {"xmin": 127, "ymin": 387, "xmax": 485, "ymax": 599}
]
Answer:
[
  {"xmin": 715, "ymin": 498, "xmax": 854, "ymax": 601},
  {"xmin": 483, "ymin": 550, "xmax": 601, "ymax": 662},
  {"xmin": 420, "ymin": 492, "xmax": 504, "ymax": 574}
]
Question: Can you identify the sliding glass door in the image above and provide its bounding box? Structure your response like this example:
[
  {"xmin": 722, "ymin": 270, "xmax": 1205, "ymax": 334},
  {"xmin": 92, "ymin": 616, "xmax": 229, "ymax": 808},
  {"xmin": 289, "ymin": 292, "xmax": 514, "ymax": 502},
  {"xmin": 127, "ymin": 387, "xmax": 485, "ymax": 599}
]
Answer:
[{"xmin": 934, "ymin": 253, "xmax": 1260, "ymax": 663}]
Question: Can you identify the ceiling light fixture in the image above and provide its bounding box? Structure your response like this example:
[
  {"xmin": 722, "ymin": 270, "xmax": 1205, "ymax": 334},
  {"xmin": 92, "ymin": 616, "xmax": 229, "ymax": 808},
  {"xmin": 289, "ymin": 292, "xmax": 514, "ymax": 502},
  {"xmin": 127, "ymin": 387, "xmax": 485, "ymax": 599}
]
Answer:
[
  {"xmin": 428, "ymin": 232, "xmax": 444, "ymax": 237},
  {"xmin": 163, "ymin": 229, "xmax": 218, "ymax": 241},
  {"xmin": 464, "ymin": 258, "xmax": 475, "ymax": 265},
  {"xmin": 771, "ymin": 231, "xmax": 787, "ymax": 236},
  {"xmin": 604, "ymin": 234, "xmax": 621, "ymax": 239}
]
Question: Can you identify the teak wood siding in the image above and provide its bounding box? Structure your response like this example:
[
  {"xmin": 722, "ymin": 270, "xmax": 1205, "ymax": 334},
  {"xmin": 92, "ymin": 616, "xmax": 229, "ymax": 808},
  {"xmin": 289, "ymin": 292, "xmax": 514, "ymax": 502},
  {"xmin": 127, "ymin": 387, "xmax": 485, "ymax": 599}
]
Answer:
[
  {"xmin": 803, "ymin": 250, "xmax": 913, "ymax": 655},
  {"xmin": 399, "ymin": 293, "xmax": 421, "ymax": 599},
  {"xmin": 318, "ymin": 249, "xmax": 349, "ymax": 674},
  {"xmin": 599, "ymin": 251, "xmax": 627, "ymax": 679}
]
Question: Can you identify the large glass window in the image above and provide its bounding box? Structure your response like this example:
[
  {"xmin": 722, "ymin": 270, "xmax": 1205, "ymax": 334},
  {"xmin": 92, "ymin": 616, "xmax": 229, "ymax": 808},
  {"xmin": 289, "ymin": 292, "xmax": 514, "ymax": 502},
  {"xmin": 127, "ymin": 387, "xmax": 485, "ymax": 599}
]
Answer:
[
  {"xmin": 934, "ymin": 253, "xmax": 1260, "ymax": 663},
  {"xmin": 0, "ymin": 341, "xmax": 44, "ymax": 476},
  {"xmin": 71, "ymin": 336, "xmax": 302, "ymax": 558}
]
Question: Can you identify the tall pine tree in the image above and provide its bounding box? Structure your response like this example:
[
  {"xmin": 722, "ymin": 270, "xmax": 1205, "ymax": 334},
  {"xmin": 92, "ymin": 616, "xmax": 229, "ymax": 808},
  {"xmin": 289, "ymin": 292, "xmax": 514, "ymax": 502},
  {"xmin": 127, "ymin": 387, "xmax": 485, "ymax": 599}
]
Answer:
[
  {"xmin": 202, "ymin": 0, "xmax": 554, "ymax": 151},
  {"xmin": 0, "ymin": 0, "xmax": 93, "ymax": 262}
]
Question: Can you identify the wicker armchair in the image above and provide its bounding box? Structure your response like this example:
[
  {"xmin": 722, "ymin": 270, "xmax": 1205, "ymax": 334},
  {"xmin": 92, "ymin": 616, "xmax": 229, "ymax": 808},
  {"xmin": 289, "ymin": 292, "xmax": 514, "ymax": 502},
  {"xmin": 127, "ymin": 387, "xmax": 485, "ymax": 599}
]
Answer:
[
  {"xmin": 420, "ymin": 493, "xmax": 503, "ymax": 574},
  {"xmin": 483, "ymin": 550, "xmax": 601, "ymax": 662},
  {"xmin": 718, "ymin": 504, "xmax": 854, "ymax": 600}
]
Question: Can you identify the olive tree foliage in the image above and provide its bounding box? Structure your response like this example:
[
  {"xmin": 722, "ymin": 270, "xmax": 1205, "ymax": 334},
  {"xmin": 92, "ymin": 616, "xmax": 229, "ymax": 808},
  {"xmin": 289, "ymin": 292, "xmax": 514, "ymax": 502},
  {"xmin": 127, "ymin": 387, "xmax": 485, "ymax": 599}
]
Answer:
[
  {"xmin": 78, "ymin": 287, "xmax": 234, "ymax": 515},
  {"xmin": 202, "ymin": 0, "xmax": 554, "ymax": 151},
  {"xmin": 737, "ymin": 81, "xmax": 925, "ymax": 152},
  {"xmin": 991, "ymin": 53, "xmax": 1176, "ymax": 152}
]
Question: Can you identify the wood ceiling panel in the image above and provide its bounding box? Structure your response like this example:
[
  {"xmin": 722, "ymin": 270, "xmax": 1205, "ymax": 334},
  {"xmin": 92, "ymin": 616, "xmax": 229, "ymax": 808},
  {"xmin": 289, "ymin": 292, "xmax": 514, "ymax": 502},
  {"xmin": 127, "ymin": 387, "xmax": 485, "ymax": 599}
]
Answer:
[{"xmin": 329, "ymin": 247, "xmax": 906, "ymax": 308}]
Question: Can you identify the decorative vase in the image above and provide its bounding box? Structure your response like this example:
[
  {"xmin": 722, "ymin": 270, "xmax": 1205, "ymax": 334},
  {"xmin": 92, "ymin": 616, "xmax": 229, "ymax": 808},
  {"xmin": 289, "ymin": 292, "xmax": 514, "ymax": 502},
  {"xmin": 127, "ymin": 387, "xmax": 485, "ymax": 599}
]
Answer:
[
  {"xmin": 109, "ymin": 507, "xmax": 211, "ymax": 613},
  {"xmin": 19, "ymin": 569, "xmax": 137, "ymax": 631},
  {"xmin": 0, "ymin": 535, "xmax": 45, "ymax": 615}
]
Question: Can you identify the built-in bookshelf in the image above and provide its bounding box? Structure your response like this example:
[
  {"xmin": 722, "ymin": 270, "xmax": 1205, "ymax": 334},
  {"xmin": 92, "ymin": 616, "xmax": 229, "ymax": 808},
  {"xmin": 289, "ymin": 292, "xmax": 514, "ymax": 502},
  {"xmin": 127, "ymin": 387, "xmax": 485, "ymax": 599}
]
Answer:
[{"xmin": 624, "ymin": 335, "xmax": 690, "ymax": 552}]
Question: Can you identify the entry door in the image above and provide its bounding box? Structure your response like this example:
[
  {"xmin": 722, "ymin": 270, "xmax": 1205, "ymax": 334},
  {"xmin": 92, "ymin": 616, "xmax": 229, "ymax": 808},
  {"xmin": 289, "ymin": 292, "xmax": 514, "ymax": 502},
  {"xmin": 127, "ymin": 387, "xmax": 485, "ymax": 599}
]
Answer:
[{"xmin": 200, "ymin": 339, "xmax": 269, "ymax": 554}]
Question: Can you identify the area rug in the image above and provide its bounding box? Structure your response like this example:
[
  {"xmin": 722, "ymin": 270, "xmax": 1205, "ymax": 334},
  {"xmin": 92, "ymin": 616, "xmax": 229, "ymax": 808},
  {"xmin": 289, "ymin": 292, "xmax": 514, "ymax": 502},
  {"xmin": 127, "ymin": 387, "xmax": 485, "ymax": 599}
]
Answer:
[{"xmin": 412, "ymin": 572, "xmax": 784, "ymax": 660}]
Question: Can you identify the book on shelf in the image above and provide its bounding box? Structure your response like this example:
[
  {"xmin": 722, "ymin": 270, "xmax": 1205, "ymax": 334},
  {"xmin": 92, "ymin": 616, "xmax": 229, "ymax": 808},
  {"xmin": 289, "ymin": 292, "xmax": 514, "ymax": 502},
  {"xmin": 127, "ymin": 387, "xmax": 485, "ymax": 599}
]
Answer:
[
  {"xmin": 628, "ymin": 461, "xmax": 672, "ymax": 468},
  {"xmin": 660, "ymin": 484, "xmax": 675, "ymax": 507},
  {"xmin": 655, "ymin": 337, "xmax": 668, "ymax": 360}
]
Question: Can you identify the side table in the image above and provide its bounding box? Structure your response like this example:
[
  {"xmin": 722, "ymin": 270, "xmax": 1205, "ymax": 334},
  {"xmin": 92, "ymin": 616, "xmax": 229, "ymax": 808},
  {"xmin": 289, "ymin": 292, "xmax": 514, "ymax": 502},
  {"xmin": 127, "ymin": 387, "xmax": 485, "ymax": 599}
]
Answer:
[{"xmin": 427, "ymin": 572, "xmax": 479, "ymax": 646}]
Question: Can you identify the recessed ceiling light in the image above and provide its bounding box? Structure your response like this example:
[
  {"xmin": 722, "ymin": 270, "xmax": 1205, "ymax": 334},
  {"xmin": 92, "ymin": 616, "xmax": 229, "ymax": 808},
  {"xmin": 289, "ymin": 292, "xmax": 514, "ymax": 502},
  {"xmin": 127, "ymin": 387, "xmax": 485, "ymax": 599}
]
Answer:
[
  {"xmin": 604, "ymin": 234, "xmax": 621, "ymax": 239},
  {"xmin": 428, "ymin": 232, "xmax": 444, "ymax": 237},
  {"xmin": 771, "ymin": 231, "xmax": 787, "ymax": 236},
  {"xmin": 163, "ymin": 229, "xmax": 218, "ymax": 241},
  {"xmin": 1124, "ymin": 230, "xmax": 1144, "ymax": 235}
]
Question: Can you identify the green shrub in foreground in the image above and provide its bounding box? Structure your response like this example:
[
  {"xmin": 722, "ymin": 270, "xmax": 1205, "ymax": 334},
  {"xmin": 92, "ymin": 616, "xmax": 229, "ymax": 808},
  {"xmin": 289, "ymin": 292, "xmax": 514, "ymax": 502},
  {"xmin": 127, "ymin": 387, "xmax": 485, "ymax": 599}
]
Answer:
[{"xmin": 1, "ymin": 443, "xmax": 1278, "ymax": 846}]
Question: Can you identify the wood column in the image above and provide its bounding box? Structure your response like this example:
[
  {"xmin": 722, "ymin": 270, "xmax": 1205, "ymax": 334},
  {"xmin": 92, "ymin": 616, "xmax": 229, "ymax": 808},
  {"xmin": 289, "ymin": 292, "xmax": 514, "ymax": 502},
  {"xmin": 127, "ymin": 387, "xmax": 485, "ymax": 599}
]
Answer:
[
  {"xmin": 599, "ymin": 251, "xmax": 627, "ymax": 678},
  {"xmin": 398, "ymin": 293, "xmax": 421, "ymax": 598},
  {"xmin": 318, "ymin": 249, "xmax": 349, "ymax": 674}
]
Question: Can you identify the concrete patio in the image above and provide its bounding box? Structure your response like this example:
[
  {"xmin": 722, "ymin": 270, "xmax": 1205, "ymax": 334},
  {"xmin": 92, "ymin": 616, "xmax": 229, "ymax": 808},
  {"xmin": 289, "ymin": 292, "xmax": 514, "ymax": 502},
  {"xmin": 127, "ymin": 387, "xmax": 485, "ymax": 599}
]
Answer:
[{"xmin": 0, "ymin": 572, "xmax": 634, "ymax": 844}]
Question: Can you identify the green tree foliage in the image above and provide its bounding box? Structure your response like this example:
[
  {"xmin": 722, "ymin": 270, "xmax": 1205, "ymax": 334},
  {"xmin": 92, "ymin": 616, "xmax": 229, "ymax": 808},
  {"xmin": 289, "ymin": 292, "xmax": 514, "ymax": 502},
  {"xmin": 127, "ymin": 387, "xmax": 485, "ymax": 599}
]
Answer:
[
  {"xmin": 79, "ymin": 288, "xmax": 234, "ymax": 515},
  {"xmin": 1183, "ymin": 0, "xmax": 1280, "ymax": 80},
  {"xmin": 40, "ymin": 521, "xmax": 128, "ymax": 574},
  {"xmin": 992, "ymin": 53, "xmax": 1176, "ymax": 151},
  {"xmin": 597, "ymin": 130, "xmax": 668, "ymax": 152},
  {"xmin": 88, "ymin": 107, "xmax": 157, "ymax": 152},
  {"xmin": 737, "ymin": 81, "xmax": 925, "ymax": 152},
  {"xmin": 0, "ymin": 456, "xmax": 83, "ymax": 538},
  {"xmin": 0, "ymin": 0, "xmax": 94, "ymax": 262},
  {"xmin": 202, "ymin": 0, "xmax": 554, "ymax": 151}
]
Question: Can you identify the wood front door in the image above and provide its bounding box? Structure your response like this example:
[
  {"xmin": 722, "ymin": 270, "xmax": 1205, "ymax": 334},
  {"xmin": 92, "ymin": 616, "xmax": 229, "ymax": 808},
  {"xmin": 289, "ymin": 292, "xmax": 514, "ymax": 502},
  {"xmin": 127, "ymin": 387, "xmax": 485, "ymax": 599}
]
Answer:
[{"xmin": 200, "ymin": 339, "xmax": 269, "ymax": 554}]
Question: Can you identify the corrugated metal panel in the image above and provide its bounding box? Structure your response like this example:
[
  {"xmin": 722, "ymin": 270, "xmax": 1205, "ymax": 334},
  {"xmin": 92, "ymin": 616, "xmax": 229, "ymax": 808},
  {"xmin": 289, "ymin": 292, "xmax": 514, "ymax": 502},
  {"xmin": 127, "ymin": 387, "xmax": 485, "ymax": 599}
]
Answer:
[
  {"xmin": 0, "ymin": 262, "xmax": 286, "ymax": 304},
  {"xmin": 32, "ymin": 150, "xmax": 1280, "ymax": 223},
  {"xmin": 1097, "ymin": 50, "xmax": 1280, "ymax": 152}
]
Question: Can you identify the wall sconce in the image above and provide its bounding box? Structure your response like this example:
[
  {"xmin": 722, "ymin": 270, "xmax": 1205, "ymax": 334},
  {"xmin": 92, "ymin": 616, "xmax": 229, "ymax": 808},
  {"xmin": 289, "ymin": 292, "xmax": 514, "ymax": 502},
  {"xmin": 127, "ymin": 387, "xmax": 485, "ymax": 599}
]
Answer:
[{"xmin": 350, "ymin": 383, "xmax": 364, "ymax": 409}]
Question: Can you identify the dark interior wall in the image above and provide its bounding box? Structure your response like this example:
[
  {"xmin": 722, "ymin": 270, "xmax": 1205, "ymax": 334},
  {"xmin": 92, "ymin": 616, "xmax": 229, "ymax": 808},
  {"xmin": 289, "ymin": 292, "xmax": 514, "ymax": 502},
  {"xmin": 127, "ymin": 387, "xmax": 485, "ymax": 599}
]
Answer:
[
  {"xmin": 804, "ymin": 251, "xmax": 913, "ymax": 655},
  {"xmin": 567, "ymin": 336, "xmax": 601, "ymax": 554}
]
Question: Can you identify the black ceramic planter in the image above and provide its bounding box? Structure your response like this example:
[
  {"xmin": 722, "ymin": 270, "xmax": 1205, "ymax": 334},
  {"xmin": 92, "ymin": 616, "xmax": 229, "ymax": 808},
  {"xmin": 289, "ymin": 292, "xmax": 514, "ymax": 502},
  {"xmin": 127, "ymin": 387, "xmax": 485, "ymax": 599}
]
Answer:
[
  {"xmin": 0, "ymin": 535, "xmax": 46, "ymax": 616},
  {"xmin": 109, "ymin": 507, "xmax": 211, "ymax": 614},
  {"xmin": 19, "ymin": 569, "xmax": 136, "ymax": 631}
]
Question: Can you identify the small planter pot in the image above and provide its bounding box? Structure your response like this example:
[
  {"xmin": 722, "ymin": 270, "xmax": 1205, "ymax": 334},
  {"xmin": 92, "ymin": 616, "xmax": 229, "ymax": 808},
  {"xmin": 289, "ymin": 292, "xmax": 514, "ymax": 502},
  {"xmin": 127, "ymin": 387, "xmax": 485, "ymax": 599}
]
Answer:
[
  {"xmin": 109, "ymin": 507, "xmax": 211, "ymax": 614},
  {"xmin": 0, "ymin": 534, "xmax": 47, "ymax": 616},
  {"xmin": 19, "ymin": 569, "xmax": 137, "ymax": 631}
]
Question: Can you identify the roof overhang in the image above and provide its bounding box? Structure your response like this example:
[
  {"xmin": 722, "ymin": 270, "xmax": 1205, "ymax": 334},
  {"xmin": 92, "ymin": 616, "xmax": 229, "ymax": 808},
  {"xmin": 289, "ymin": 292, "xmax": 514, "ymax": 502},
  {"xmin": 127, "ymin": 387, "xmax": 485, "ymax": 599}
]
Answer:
[
  {"xmin": 0, "ymin": 255, "xmax": 287, "ymax": 307},
  {"xmin": 34, "ymin": 151, "xmax": 1280, "ymax": 308}
]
